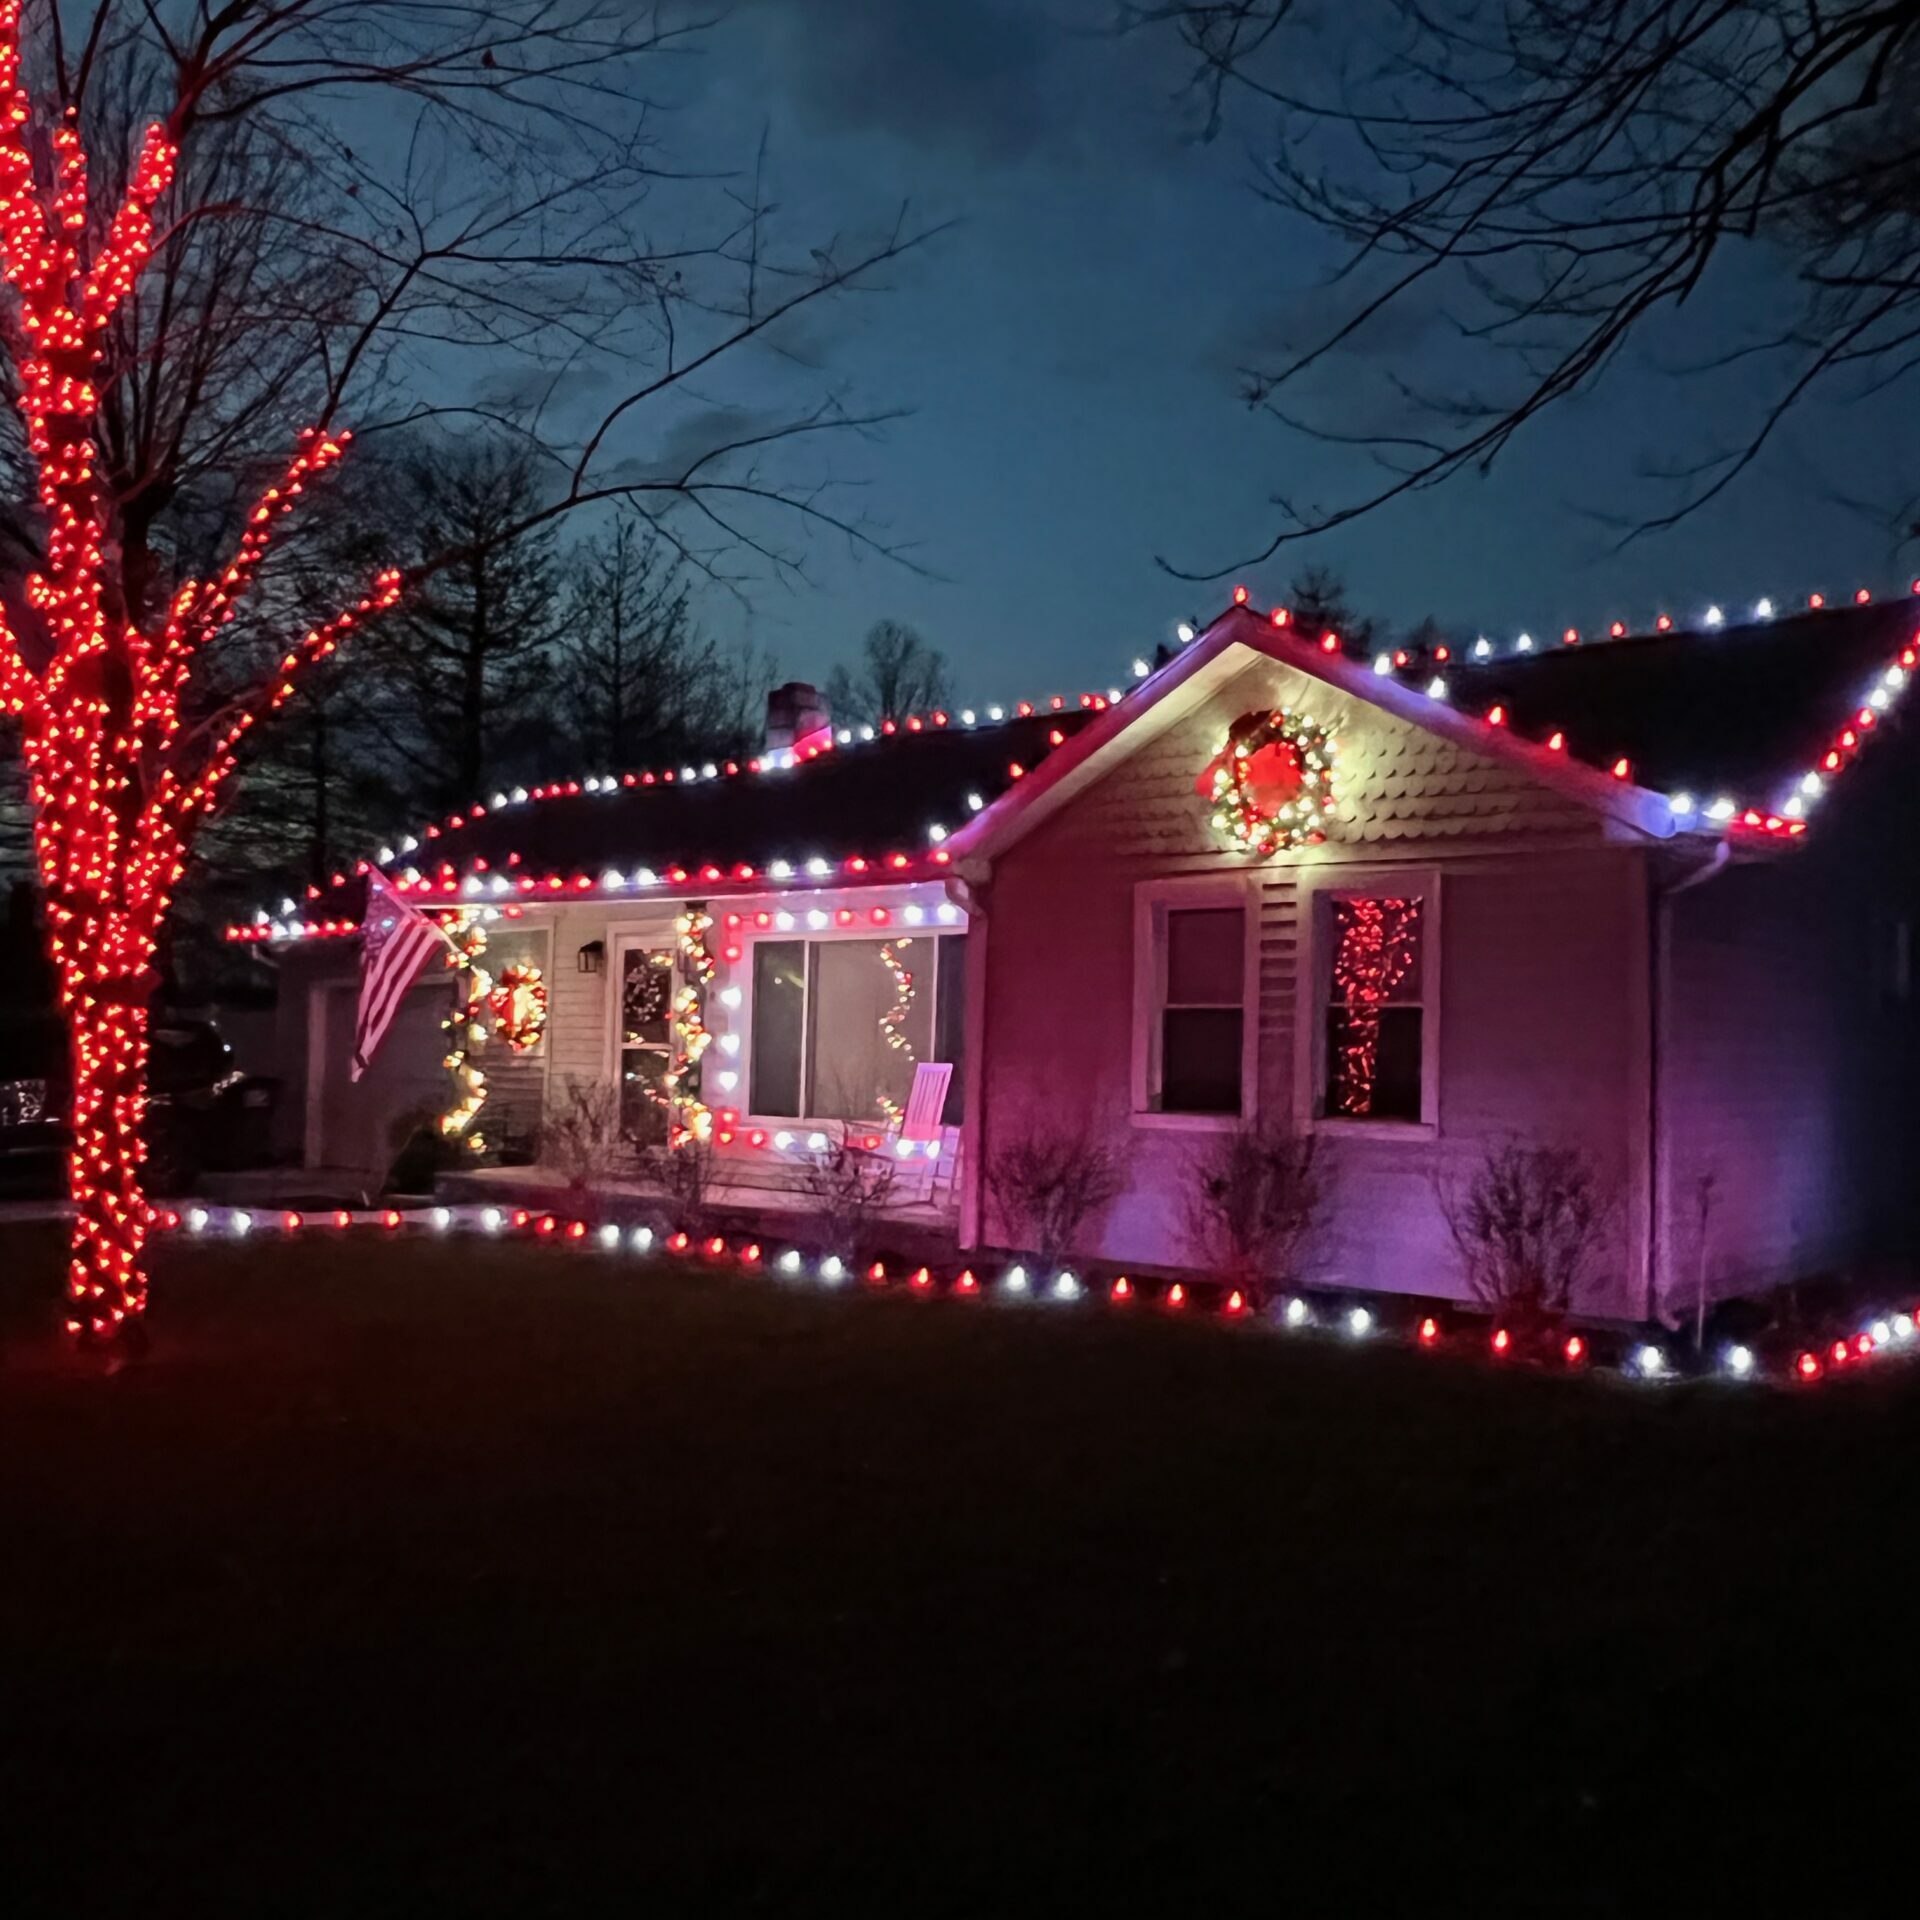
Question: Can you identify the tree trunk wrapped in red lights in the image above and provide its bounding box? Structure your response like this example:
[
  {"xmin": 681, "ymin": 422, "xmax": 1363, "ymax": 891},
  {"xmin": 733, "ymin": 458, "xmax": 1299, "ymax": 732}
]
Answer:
[{"xmin": 0, "ymin": 4, "xmax": 394, "ymax": 1339}]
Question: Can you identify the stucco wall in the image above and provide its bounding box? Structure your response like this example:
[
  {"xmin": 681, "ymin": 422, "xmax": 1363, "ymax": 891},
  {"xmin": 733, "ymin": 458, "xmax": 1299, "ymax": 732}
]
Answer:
[{"xmin": 973, "ymin": 652, "xmax": 1650, "ymax": 1314}]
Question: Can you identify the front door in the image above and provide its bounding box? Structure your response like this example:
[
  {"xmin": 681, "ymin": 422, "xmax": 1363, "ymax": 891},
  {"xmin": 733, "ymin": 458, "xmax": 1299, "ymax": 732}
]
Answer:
[{"xmin": 612, "ymin": 933, "xmax": 677, "ymax": 1148}]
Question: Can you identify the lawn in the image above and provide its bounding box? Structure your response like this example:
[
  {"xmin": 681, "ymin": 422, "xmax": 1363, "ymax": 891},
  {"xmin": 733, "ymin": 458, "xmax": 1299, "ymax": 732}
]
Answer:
[{"xmin": 3, "ymin": 1225, "xmax": 1917, "ymax": 1914}]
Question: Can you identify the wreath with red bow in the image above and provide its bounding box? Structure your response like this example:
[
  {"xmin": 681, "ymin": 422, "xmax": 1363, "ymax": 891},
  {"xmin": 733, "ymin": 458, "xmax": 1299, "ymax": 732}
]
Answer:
[
  {"xmin": 1196, "ymin": 707, "xmax": 1335, "ymax": 855},
  {"xmin": 488, "ymin": 963, "xmax": 549, "ymax": 1052}
]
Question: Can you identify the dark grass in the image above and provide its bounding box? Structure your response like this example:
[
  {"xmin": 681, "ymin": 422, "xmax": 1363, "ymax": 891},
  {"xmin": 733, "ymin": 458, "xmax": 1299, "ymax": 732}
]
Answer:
[{"xmin": 3, "ymin": 1228, "xmax": 1918, "ymax": 1914}]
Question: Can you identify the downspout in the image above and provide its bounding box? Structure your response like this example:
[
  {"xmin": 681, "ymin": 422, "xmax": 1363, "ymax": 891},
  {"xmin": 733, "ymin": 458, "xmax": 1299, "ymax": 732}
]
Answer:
[
  {"xmin": 1646, "ymin": 840, "xmax": 1732, "ymax": 1325},
  {"xmin": 945, "ymin": 870, "xmax": 988, "ymax": 1249}
]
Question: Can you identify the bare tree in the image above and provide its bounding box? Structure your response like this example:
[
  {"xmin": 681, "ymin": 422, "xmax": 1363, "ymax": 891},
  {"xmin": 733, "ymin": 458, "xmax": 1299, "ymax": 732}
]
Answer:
[
  {"xmin": 0, "ymin": 0, "xmax": 941, "ymax": 1342},
  {"xmin": 1132, "ymin": 0, "xmax": 1920, "ymax": 563},
  {"xmin": 826, "ymin": 618, "xmax": 951, "ymax": 727},
  {"xmin": 558, "ymin": 511, "xmax": 757, "ymax": 771}
]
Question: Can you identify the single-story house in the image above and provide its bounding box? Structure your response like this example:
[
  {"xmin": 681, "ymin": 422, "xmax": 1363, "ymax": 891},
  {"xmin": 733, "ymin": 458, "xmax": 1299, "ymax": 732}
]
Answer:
[{"xmin": 241, "ymin": 591, "xmax": 1920, "ymax": 1320}]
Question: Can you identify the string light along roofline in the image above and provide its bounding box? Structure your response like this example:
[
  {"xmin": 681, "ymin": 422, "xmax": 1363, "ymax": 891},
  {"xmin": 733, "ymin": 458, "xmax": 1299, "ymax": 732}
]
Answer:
[{"xmin": 232, "ymin": 577, "xmax": 1919, "ymax": 942}]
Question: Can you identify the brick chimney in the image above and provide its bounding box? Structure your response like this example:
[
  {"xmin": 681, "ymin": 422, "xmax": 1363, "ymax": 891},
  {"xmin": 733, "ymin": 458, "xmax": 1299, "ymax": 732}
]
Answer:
[{"xmin": 765, "ymin": 680, "xmax": 832, "ymax": 755}]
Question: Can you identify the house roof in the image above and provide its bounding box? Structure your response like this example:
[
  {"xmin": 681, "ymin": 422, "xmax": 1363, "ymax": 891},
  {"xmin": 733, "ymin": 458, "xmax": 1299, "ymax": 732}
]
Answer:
[
  {"xmin": 1393, "ymin": 597, "xmax": 1918, "ymax": 807},
  {"xmin": 233, "ymin": 584, "xmax": 1919, "ymax": 944}
]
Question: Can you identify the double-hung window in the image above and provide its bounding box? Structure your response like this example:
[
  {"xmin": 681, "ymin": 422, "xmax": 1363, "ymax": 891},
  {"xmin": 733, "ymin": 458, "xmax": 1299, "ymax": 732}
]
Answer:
[
  {"xmin": 1136, "ymin": 886, "xmax": 1252, "ymax": 1120},
  {"xmin": 1312, "ymin": 876, "xmax": 1436, "ymax": 1128},
  {"xmin": 749, "ymin": 933, "xmax": 967, "ymax": 1127}
]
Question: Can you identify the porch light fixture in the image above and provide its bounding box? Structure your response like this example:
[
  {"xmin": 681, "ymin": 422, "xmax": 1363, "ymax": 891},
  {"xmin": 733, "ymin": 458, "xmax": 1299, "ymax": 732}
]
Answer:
[{"xmin": 577, "ymin": 940, "xmax": 605, "ymax": 975}]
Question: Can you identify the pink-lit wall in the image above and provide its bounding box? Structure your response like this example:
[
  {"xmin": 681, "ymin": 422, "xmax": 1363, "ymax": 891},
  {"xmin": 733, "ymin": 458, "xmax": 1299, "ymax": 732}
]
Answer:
[
  {"xmin": 1656, "ymin": 743, "xmax": 1920, "ymax": 1315},
  {"xmin": 970, "ymin": 651, "xmax": 1654, "ymax": 1315}
]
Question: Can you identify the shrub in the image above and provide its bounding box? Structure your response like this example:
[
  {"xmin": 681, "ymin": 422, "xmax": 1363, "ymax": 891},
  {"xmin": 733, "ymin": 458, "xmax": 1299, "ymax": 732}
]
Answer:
[
  {"xmin": 987, "ymin": 1121, "xmax": 1126, "ymax": 1265},
  {"xmin": 1183, "ymin": 1122, "xmax": 1320, "ymax": 1299},
  {"xmin": 542, "ymin": 1077, "xmax": 627, "ymax": 1191},
  {"xmin": 1437, "ymin": 1141, "xmax": 1608, "ymax": 1343},
  {"xmin": 793, "ymin": 1135, "xmax": 898, "ymax": 1259}
]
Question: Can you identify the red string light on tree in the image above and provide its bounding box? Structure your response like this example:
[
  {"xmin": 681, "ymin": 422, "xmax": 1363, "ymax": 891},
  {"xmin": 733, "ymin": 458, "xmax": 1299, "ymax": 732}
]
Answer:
[
  {"xmin": 1329, "ymin": 897, "xmax": 1422, "ymax": 1116},
  {"xmin": 0, "ymin": 7, "xmax": 408, "ymax": 1341},
  {"xmin": 1197, "ymin": 707, "xmax": 1336, "ymax": 855}
]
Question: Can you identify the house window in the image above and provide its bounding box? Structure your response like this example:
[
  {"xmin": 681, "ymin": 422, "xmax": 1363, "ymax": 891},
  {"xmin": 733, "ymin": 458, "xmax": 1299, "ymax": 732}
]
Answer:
[
  {"xmin": 1320, "ymin": 891, "xmax": 1428, "ymax": 1124},
  {"xmin": 749, "ymin": 933, "xmax": 966, "ymax": 1126},
  {"xmin": 1144, "ymin": 900, "xmax": 1248, "ymax": 1117}
]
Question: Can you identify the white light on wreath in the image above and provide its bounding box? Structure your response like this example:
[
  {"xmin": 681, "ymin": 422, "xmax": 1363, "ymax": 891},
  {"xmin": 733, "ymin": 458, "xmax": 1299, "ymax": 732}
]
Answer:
[{"xmin": 1196, "ymin": 707, "xmax": 1337, "ymax": 855}]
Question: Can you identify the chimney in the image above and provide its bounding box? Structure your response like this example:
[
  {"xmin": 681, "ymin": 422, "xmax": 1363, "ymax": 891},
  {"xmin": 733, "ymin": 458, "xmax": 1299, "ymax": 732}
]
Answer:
[{"xmin": 765, "ymin": 680, "xmax": 831, "ymax": 755}]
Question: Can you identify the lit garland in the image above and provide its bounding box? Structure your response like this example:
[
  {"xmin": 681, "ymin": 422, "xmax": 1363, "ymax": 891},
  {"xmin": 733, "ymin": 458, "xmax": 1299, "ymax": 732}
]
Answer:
[
  {"xmin": 0, "ymin": 7, "xmax": 406, "ymax": 1341},
  {"xmin": 663, "ymin": 906, "xmax": 715, "ymax": 1145},
  {"xmin": 488, "ymin": 963, "xmax": 548, "ymax": 1052},
  {"xmin": 439, "ymin": 913, "xmax": 493, "ymax": 1149},
  {"xmin": 1329, "ymin": 898, "xmax": 1422, "ymax": 1117},
  {"xmin": 1200, "ymin": 708, "xmax": 1335, "ymax": 855},
  {"xmin": 876, "ymin": 937, "xmax": 916, "ymax": 1125}
]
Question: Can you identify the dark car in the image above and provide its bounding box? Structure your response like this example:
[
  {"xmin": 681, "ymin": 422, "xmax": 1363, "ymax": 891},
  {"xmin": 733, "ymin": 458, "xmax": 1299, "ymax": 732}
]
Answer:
[{"xmin": 0, "ymin": 1008, "xmax": 280, "ymax": 1197}]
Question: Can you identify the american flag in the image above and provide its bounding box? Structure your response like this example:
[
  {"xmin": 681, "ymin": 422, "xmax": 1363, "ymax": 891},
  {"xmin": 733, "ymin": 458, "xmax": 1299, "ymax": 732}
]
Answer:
[{"xmin": 351, "ymin": 870, "xmax": 451, "ymax": 1082}]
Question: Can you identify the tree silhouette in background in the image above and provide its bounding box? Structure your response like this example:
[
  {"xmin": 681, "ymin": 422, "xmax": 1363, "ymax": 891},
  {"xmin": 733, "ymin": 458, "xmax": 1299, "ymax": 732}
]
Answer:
[{"xmin": 826, "ymin": 618, "xmax": 950, "ymax": 727}]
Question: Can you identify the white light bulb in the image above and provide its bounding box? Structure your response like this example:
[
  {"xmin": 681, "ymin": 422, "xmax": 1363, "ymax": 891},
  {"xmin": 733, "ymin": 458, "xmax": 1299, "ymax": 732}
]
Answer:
[
  {"xmin": 987, "ymin": 705, "xmax": 1005, "ymax": 721},
  {"xmin": 482, "ymin": 1208, "xmax": 503, "ymax": 1233},
  {"xmin": 1725, "ymin": 1344, "xmax": 1754, "ymax": 1377},
  {"xmin": 768, "ymin": 859, "xmax": 792, "ymax": 880},
  {"xmin": 635, "ymin": 868, "xmax": 659, "ymax": 888},
  {"xmin": 1284, "ymin": 1297, "xmax": 1310, "ymax": 1328},
  {"xmin": 1516, "ymin": 632, "xmax": 1534, "ymax": 653},
  {"xmin": 820, "ymin": 1255, "xmax": 845, "ymax": 1283},
  {"xmin": 808, "ymin": 1131, "xmax": 829, "ymax": 1151},
  {"xmin": 631, "ymin": 1227, "xmax": 653, "ymax": 1252},
  {"xmin": 858, "ymin": 725, "xmax": 875, "ymax": 743},
  {"xmin": 1707, "ymin": 797, "xmax": 1736, "ymax": 821},
  {"xmin": 937, "ymin": 903, "xmax": 961, "ymax": 924},
  {"xmin": 966, "ymin": 791, "xmax": 985, "ymax": 812},
  {"xmin": 187, "ymin": 1207, "xmax": 209, "ymax": 1233},
  {"xmin": 1634, "ymin": 1344, "xmax": 1666, "ymax": 1378},
  {"xmin": 1704, "ymin": 606, "xmax": 1724, "ymax": 628},
  {"xmin": 715, "ymin": 1070, "xmax": 738, "ymax": 1093},
  {"xmin": 806, "ymin": 857, "xmax": 831, "ymax": 877},
  {"xmin": 231, "ymin": 1210, "xmax": 253, "ymax": 1236},
  {"xmin": 1372, "ymin": 653, "xmax": 1392, "ymax": 675},
  {"xmin": 807, "ymin": 909, "xmax": 829, "ymax": 930},
  {"xmin": 598, "ymin": 1223, "xmax": 620, "ymax": 1250},
  {"xmin": 1426, "ymin": 677, "xmax": 1448, "ymax": 700},
  {"xmin": 1176, "ymin": 622, "xmax": 1196, "ymax": 643},
  {"xmin": 719, "ymin": 986, "xmax": 742, "ymax": 1009},
  {"xmin": 432, "ymin": 1206, "xmax": 452, "ymax": 1231},
  {"xmin": 1669, "ymin": 792, "xmax": 1695, "ymax": 816},
  {"xmin": 836, "ymin": 728, "xmax": 852, "ymax": 744},
  {"xmin": 1053, "ymin": 1271, "xmax": 1082, "ymax": 1301},
  {"xmin": 1133, "ymin": 658, "xmax": 1151, "ymax": 677},
  {"xmin": 1473, "ymin": 637, "xmax": 1492, "ymax": 659},
  {"xmin": 1004, "ymin": 1265, "xmax": 1029, "ymax": 1295},
  {"xmin": 928, "ymin": 823, "xmax": 947, "ymax": 843},
  {"xmin": 719, "ymin": 1033, "xmax": 741, "ymax": 1056},
  {"xmin": 775, "ymin": 911, "xmax": 795, "ymax": 931},
  {"xmin": 1754, "ymin": 597, "xmax": 1773, "ymax": 619},
  {"xmin": 774, "ymin": 1131, "xmax": 794, "ymax": 1149},
  {"xmin": 601, "ymin": 869, "xmax": 626, "ymax": 891},
  {"xmin": 960, "ymin": 709, "xmax": 977, "ymax": 725},
  {"xmin": 904, "ymin": 905, "xmax": 925, "ymax": 925},
  {"xmin": 1347, "ymin": 1306, "xmax": 1372, "ymax": 1337},
  {"xmin": 779, "ymin": 1250, "xmax": 803, "ymax": 1274}
]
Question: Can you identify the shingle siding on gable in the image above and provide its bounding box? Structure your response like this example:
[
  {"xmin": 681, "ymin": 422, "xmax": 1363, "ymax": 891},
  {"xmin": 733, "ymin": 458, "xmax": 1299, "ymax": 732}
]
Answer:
[{"xmin": 977, "ymin": 653, "xmax": 1648, "ymax": 1313}]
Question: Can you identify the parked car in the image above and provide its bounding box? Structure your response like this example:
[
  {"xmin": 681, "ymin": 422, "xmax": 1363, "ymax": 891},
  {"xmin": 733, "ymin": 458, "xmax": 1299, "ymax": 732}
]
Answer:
[{"xmin": 0, "ymin": 1008, "xmax": 280, "ymax": 1197}]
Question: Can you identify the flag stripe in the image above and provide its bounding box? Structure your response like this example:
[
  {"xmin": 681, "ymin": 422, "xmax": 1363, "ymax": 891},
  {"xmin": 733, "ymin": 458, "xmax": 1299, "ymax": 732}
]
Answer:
[{"xmin": 351, "ymin": 873, "xmax": 448, "ymax": 1081}]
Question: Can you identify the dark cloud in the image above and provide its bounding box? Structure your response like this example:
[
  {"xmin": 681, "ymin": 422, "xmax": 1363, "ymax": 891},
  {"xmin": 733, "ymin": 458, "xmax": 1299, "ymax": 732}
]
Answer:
[{"xmin": 754, "ymin": 0, "xmax": 1147, "ymax": 165}]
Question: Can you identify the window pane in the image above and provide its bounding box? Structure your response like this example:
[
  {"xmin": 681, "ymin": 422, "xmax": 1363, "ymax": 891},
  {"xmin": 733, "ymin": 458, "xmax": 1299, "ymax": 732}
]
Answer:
[
  {"xmin": 1325, "ymin": 1006, "xmax": 1423, "ymax": 1122},
  {"xmin": 619, "ymin": 1049, "xmax": 668, "ymax": 1146},
  {"xmin": 1166, "ymin": 907, "xmax": 1243, "ymax": 1005},
  {"xmin": 750, "ymin": 941, "xmax": 805, "ymax": 1116},
  {"xmin": 807, "ymin": 938, "xmax": 935, "ymax": 1123},
  {"xmin": 1162, "ymin": 1007, "xmax": 1241, "ymax": 1114},
  {"xmin": 621, "ymin": 946, "xmax": 674, "ymax": 1046},
  {"xmin": 1328, "ymin": 897, "xmax": 1424, "ymax": 1005},
  {"xmin": 935, "ymin": 934, "xmax": 967, "ymax": 1127}
]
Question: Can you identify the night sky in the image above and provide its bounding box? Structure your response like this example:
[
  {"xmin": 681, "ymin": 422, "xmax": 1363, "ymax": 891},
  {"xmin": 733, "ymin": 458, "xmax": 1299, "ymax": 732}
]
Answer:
[{"xmin": 618, "ymin": 0, "xmax": 1911, "ymax": 704}]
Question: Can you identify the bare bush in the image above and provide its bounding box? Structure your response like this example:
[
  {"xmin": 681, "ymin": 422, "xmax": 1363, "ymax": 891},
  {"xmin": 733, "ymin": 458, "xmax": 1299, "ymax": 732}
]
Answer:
[
  {"xmin": 1438, "ymin": 1142, "xmax": 1609, "ymax": 1342},
  {"xmin": 647, "ymin": 1139, "xmax": 719, "ymax": 1238},
  {"xmin": 988, "ymin": 1122, "xmax": 1127, "ymax": 1266},
  {"xmin": 1184, "ymin": 1122, "xmax": 1321, "ymax": 1300},
  {"xmin": 542, "ymin": 1078, "xmax": 627, "ymax": 1192},
  {"xmin": 794, "ymin": 1137, "xmax": 899, "ymax": 1260}
]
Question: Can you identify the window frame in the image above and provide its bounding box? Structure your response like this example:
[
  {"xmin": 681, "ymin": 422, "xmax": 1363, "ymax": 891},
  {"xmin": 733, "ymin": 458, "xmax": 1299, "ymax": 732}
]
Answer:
[
  {"xmin": 1295, "ymin": 867, "xmax": 1442, "ymax": 1139},
  {"xmin": 738, "ymin": 923, "xmax": 966, "ymax": 1129},
  {"xmin": 1130, "ymin": 874, "xmax": 1261, "ymax": 1132}
]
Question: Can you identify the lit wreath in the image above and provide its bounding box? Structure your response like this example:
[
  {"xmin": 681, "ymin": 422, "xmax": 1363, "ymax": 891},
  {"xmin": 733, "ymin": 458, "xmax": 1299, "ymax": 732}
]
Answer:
[
  {"xmin": 1197, "ymin": 707, "xmax": 1336, "ymax": 855},
  {"xmin": 487, "ymin": 963, "xmax": 549, "ymax": 1052}
]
